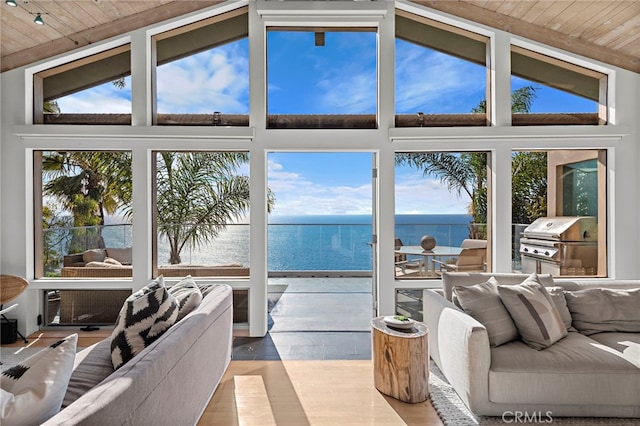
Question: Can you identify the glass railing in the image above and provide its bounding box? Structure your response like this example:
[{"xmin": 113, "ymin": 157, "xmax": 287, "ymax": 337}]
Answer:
[
  {"xmin": 43, "ymin": 224, "xmax": 133, "ymax": 277},
  {"xmin": 43, "ymin": 221, "xmax": 488, "ymax": 277}
]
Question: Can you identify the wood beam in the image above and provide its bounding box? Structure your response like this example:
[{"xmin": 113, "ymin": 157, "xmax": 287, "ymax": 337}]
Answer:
[
  {"xmin": 411, "ymin": 1, "xmax": 640, "ymax": 74},
  {"xmin": 1, "ymin": 1, "xmax": 221, "ymax": 73}
]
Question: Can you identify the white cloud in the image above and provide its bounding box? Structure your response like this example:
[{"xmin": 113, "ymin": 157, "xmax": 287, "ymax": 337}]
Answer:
[
  {"xmin": 394, "ymin": 171, "xmax": 470, "ymax": 214},
  {"xmin": 56, "ymin": 79, "xmax": 132, "ymax": 113},
  {"xmin": 395, "ymin": 42, "xmax": 485, "ymax": 113},
  {"xmin": 267, "ymin": 158, "xmax": 469, "ymax": 216},
  {"xmin": 156, "ymin": 42, "xmax": 249, "ymax": 114}
]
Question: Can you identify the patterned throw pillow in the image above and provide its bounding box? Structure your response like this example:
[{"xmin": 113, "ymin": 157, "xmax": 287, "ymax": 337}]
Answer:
[
  {"xmin": 168, "ymin": 275, "xmax": 203, "ymax": 321},
  {"xmin": 452, "ymin": 277, "xmax": 519, "ymax": 347},
  {"xmin": 498, "ymin": 274, "xmax": 568, "ymax": 350},
  {"xmin": 110, "ymin": 276, "xmax": 179, "ymax": 369},
  {"xmin": 1, "ymin": 334, "xmax": 78, "ymax": 426}
]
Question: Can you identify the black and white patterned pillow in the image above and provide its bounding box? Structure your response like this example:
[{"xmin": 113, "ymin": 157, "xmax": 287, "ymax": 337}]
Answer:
[
  {"xmin": 1, "ymin": 334, "xmax": 78, "ymax": 425},
  {"xmin": 168, "ymin": 275, "xmax": 203, "ymax": 321},
  {"xmin": 110, "ymin": 276, "xmax": 178, "ymax": 369}
]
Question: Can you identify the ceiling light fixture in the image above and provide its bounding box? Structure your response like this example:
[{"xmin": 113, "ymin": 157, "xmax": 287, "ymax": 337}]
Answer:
[
  {"xmin": 31, "ymin": 11, "xmax": 45, "ymax": 25},
  {"xmin": 5, "ymin": 0, "xmax": 17, "ymax": 7},
  {"xmin": 33, "ymin": 12, "xmax": 44, "ymax": 25}
]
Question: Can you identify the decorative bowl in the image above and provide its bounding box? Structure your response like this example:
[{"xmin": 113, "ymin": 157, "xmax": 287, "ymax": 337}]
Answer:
[{"xmin": 383, "ymin": 315, "xmax": 416, "ymax": 329}]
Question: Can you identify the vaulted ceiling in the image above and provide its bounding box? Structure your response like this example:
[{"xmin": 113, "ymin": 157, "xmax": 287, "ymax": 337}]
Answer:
[{"xmin": 1, "ymin": 1, "xmax": 639, "ymax": 73}]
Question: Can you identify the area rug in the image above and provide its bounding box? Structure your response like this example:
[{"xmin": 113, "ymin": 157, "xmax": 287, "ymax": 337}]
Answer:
[{"xmin": 429, "ymin": 364, "xmax": 640, "ymax": 425}]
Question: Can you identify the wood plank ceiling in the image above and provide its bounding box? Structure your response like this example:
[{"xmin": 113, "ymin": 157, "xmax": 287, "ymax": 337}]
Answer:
[{"xmin": 1, "ymin": 0, "xmax": 639, "ymax": 73}]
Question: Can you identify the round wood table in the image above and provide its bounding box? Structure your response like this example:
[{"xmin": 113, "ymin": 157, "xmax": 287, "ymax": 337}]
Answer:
[{"xmin": 371, "ymin": 316, "xmax": 429, "ymax": 403}]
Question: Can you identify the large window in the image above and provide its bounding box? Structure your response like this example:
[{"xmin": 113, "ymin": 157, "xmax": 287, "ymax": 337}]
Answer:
[
  {"xmin": 34, "ymin": 46, "xmax": 132, "ymax": 125},
  {"xmin": 35, "ymin": 150, "xmax": 133, "ymax": 279},
  {"xmin": 152, "ymin": 151, "xmax": 251, "ymax": 278},
  {"xmin": 395, "ymin": 11, "xmax": 488, "ymax": 127},
  {"xmin": 266, "ymin": 27, "xmax": 378, "ymax": 129},
  {"xmin": 153, "ymin": 8, "xmax": 249, "ymax": 126},
  {"xmin": 512, "ymin": 150, "xmax": 607, "ymax": 277},
  {"xmin": 511, "ymin": 47, "xmax": 607, "ymax": 125},
  {"xmin": 394, "ymin": 151, "xmax": 490, "ymax": 279}
]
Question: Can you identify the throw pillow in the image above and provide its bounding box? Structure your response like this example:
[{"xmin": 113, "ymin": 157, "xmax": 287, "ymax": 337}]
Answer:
[
  {"xmin": 497, "ymin": 274, "xmax": 567, "ymax": 350},
  {"xmin": 103, "ymin": 257, "xmax": 123, "ymax": 266},
  {"xmin": 105, "ymin": 247, "xmax": 132, "ymax": 265},
  {"xmin": 82, "ymin": 248, "xmax": 106, "ymax": 263},
  {"xmin": 545, "ymin": 286, "xmax": 573, "ymax": 330},
  {"xmin": 452, "ymin": 277, "xmax": 519, "ymax": 347},
  {"xmin": 1, "ymin": 334, "xmax": 78, "ymax": 426},
  {"xmin": 197, "ymin": 283, "xmax": 221, "ymax": 298},
  {"xmin": 110, "ymin": 276, "xmax": 179, "ymax": 369},
  {"xmin": 168, "ymin": 275, "xmax": 203, "ymax": 321},
  {"xmin": 564, "ymin": 288, "xmax": 640, "ymax": 335}
]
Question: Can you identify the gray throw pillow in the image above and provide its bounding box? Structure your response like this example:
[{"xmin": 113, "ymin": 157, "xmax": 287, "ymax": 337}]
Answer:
[
  {"xmin": 564, "ymin": 288, "xmax": 640, "ymax": 335},
  {"xmin": 452, "ymin": 277, "xmax": 519, "ymax": 347},
  {"xmin": 546, "ymin": 286, "xmax": 573, "ymax": 330},
  {"xmin": 498, "ymin": 274, "xmax": 567, "ymax": 350},
  {"xmin": 168, "ymin": 275, "xmax": 203, "ymax": 321},
  {"xmin": 82, "ymin": 248, "xmax": 106, "ymax": 263},
  {"xmin": 110, "ymin": 276, "xmax": 179, "ymax": 369}
]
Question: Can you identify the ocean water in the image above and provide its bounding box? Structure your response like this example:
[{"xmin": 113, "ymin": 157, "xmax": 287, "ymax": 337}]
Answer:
[{"xmin": 155, "ymin": 214, "xmax": 474, "ymax": 271}]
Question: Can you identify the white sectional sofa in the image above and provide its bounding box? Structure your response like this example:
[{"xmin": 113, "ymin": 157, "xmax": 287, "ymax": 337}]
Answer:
[
  {"xmin": 43, "ymin": 283, "xmax": 233, "ymax": 426},
  {"xmin": 423, "ymin": 272, "xmax": 640, "ymax": 418}
]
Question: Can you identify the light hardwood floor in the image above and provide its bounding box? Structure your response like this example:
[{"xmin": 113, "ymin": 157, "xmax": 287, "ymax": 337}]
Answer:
[{"xmin": 4, "ymin": 331, "xmax": 444, "ymax": 426}]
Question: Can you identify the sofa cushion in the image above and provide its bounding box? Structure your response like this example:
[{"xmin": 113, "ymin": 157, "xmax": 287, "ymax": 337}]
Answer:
[
  {"xmin": 62, "ymin": 339, "xmax": 114, "ymax": 408},
  {"xmin": 85, "ymin": 261, "xmax": 128, "ymax": 268},
  {"xmin": 168, "ymin": 275, "xmax": 203, "ymax": 321},
  {"xmin": 105, "ymin": 247, "xmax": 132, "ymax": 265},
  {"xmin": 546, "ymin": 286, "xmax": 573, "ymax": 331},
  {"xmin": 564, "ymin": 288, "xmax": 640, "ymax": 335},
  {"xmin": 489, "ymin": 331, "xmax": 640, "ymax": 406},
  {"xmin": 1, "ymin": 334, "xmax": 77, "ymax": 426},
  {"xmin": 82, "ymin": 248, "xmax": 106, "ymax": 263},
  {"xmin": 110, "ymin": 276, "xmax": 179, "ymax": 369},
  {"xmin": 497, "ymin": 274, "xmax": 567, "ymax": 350},
  {"xmin": 452, "ymin": 277, "xmax": 519, "ymax": 347},
  {"xmin": 587, "ymin": 332, "xmax": 640, "ymax": 368}
]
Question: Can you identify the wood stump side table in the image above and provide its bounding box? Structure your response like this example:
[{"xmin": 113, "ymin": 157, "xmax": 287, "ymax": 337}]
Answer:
[{"xmin": 371, "ymin": 317, "xmax": 429, "ymax": 403}]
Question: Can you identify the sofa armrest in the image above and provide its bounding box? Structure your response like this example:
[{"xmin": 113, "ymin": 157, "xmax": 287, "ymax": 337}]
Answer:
[{"xmin": 423, "ymin": 289, "xmax": 492, "ymax": 413}]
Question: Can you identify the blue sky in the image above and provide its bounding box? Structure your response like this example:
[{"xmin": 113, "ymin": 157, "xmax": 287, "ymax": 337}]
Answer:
[{"xmin": 56, "ymin": 31, "xmax": 596, "ymax": 216}]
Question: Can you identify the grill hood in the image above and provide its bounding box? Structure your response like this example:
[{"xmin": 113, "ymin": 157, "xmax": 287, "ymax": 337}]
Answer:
[{"xmin": 522, "ymin": 216, "xmax": 597, "ymax": 242}]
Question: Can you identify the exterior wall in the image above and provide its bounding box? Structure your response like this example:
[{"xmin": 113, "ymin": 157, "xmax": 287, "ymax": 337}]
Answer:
[{"xmin": 1, "ymin": 1, "xmax": 639, "ymax": 337}]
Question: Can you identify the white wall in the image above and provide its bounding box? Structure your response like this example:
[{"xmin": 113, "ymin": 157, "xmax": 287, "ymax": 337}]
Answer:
[{"xmin": 1, "ymin": 1, "xmax": 639, "ymax": 337}]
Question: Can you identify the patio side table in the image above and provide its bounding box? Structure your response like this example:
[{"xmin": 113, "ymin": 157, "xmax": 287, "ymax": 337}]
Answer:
[{"xmin": 371, "ymin": 317, "xmax": 429, "ymax": 403}]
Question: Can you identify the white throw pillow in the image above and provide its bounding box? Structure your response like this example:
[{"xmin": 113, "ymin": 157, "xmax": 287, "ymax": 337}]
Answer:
[
  {"xmin": 168, "ymin": 275, "xmax": 203, "ymax": 321},
  {"xmin": 1, "ymin": 334, "xmax": 78, "ymax": 426},
  {"xmin": 110, "ymin": 276, "xmax": 179, "ymax": 369}
]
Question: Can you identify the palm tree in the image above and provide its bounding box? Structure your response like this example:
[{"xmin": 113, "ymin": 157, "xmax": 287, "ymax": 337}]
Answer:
[
  {"xmin": 156, "ymin": 152, "xmax": 275, "ymax": 264},
  {"xmin": 43, "ymin": 151, "xmax": 132, "ymax": 251}
]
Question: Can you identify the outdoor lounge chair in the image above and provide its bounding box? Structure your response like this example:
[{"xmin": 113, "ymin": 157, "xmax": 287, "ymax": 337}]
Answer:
[
  {"xmin": 394, "ymin": 238, "xmax": 423, "ymax": 276},
  {"xmin": 432, "ymin": 239, "xmax": 487, "ymax": 273}
]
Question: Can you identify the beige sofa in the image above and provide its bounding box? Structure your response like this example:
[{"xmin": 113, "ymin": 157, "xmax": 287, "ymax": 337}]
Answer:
[
  {"xmin": 423, "ymin": 272, "xmax": 640, "ymax": 418},
  {"xmin": 43, "ymin": 284, "xmax": 233, "ymax": 425}
]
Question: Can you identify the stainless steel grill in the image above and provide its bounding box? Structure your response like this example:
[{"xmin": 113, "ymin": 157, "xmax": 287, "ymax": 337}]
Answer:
[{"xmin": 520, "ymin": 216, "xmax": 598, "ymax": 276}]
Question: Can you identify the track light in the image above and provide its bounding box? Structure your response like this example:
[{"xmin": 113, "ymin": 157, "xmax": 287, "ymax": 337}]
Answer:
[
  {"xmin": 33, "ymin": 12, "xmax": 44, "ymax": 25},
  {"xmin": 5, "ymin": 0, "xmax": 17, "ymax": 6}
]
